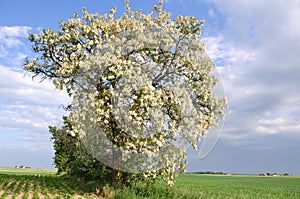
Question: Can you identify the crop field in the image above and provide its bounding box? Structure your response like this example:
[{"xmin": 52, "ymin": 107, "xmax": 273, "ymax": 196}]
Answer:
[
  {"xmin": 0, "ymin": 168, "xmax": 300, "ymax": 199},
  {"xmin": 173, "ymin": 174, "xmax": 300, "ymax": 199},
  {"xmin": 0, "ymin": 168, "xmax": 57, "ymax": 176},
  {"xmin": 0, "ymin": 173, "xmax": 97, "ymax": 199}
]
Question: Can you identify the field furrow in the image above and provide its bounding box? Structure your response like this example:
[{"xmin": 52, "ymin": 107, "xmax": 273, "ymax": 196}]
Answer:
[
  {"xmin": 7, "ymin": 179, "xmax": 23, "ymax": 199},
  {"xmin": 12, "ymin": 178, "xmax": 25, "ymax": 199},
  {"xmin": 0, "ymin": 173, "xmax": 100, "ymax": 199},
  {"xmin": 34, "ymin": 177, "xmax": 45, "ymax": 199},
  {"xmin": 40, "ymin": 176, "xmax": 51, "ymax": 199},
  {"xmin": 0, "ymin": 179, "xmax": 17, "ymax": 199},
  {"xmin": 14, "ymin": 180, "xmax": 26, "ymax": 199},
  {"xmin": 26, "ymin": 180, "xmax": 35, "ymax": 199}
]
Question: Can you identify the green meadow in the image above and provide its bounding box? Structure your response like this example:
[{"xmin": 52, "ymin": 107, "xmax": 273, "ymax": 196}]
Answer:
[{"xmin": 0, "ymin": 168, "xmax": 299, "ymax": 198}]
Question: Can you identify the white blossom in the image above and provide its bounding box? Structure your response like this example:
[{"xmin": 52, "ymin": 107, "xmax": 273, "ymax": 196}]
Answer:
[{"xmin": 24, "ymin": 0, "xmax": 226, "ymax": 185}]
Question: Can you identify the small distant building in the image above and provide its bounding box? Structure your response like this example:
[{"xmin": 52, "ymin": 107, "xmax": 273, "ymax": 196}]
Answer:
[{"xmin": 15, "ymin": 165, "xmax": 31, "ymax": 169}]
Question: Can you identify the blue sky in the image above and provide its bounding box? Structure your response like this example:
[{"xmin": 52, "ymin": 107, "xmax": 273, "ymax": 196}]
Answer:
[{"xmin": 1, "ymin": 0, "xmax": 300, "ymax": 175}]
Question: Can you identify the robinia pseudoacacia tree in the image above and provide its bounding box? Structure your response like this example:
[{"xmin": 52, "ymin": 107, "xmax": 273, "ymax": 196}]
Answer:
[{"xmin": 24, "ymin": 0, "xmax": 226, "ymax": 185}]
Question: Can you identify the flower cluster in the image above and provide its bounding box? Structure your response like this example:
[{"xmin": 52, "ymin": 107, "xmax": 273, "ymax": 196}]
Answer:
[{"xmin": 24, "ymin": 0, "xmax": 226, "ymax": 185}]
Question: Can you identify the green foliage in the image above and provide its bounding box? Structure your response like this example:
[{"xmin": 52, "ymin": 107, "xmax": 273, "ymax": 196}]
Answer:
[
  {"xmin": 33, "ymin": 177, "xmax": 39, "ymax": 199},
  {"xmin": 50, "ymin": 116, "xmax": 163, "ymax": 187},
  {"xmin": 0, "ymin": 180, "xmax": 17, "ymax": 199},
  {"xmin": 12, "ymin": 179, "xmax": 25, "ymax": 199},
  {"xmin": 50, "ymin": 116, "xmax": 113, "ymax": 181},
  {"xmin": 0, "ymin": 174, "xmax": 97, "ymax": 198},
  {"xmin": 22, "ymin": 179, "xmax": 30, "ymax": 199},
  {"xmin": 49, "ymin": 116, "xmax": 74, "ymax": 174}
]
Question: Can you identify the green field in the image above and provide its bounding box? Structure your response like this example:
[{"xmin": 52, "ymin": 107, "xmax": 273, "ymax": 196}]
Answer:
[
  {"xmin": 0, "ymin": 168, "xmax": 300, "ymax": 199},
  {"xmin": 173, "ymin": 174, "xmax": 300, "ymax": 199},
  {"xmin": 0, "ymin": 167, "xmax": 57, "ymax": 175},
  {"xmin": 0, "ymin": 169, "xmax": 97, "ymax": 199}
]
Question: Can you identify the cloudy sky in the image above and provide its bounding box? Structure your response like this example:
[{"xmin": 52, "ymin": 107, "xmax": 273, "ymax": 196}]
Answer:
[{"xmin": 0, "ymin": 0, "xmax": 299, "ymax": 175}]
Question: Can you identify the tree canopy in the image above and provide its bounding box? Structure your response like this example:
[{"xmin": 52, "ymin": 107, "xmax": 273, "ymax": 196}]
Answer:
[{"xmin": 24, "ymin": 0, "xmax": 226, "ymax": 185}]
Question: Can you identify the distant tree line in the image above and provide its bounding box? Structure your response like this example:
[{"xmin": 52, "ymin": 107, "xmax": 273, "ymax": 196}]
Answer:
[
  {"xmin": 259, "ymin": 172, "xmax": 290, "ymax": 176},
  {"xmin": 188, "ymin": 171, "xmax": 291, "ymax": 176},
  {"xmin": 187, "ymin": 171, "xmax": 227, "ymax": 175}
]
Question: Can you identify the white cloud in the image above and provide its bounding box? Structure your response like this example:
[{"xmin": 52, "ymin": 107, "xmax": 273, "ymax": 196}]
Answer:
[
  {"xmin": 0, "ymin": 65, "xmax": 69, "ymax": 105},
  {"xmin": 202, "ymin": 35, "xmax": 255, "ymax": 66},
  {"xmin": 0, "ymin": 26, "xmax": 31, "ymax": 47},
  {"xmin": 201, "ymin": 0, "xmax": 300, "ymax": 155},
  {"xmin": 256, "ymin": 109, "xmax": 300, "ymax": 135},
  {"xmin": 0, "ymin": 26, "xmax": 33, "ymax": 67},
  {"xmin": 0, "ymin": 26, "xmax": 31, "ymax": 37},
  {"xmin": 0, "ymin": 26, "xmax": 65, "ymax": 163},
  {"xmin": 0, "ymin": 65, "xmax": 70, "ymax": 151},
  {"xmin": 0, "ymin": 45, "xmax": 8, "ymax": 58}
]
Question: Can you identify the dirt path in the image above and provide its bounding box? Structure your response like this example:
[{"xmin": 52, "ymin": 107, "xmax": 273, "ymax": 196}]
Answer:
[
  {"xmin": 27, "ymin": 180, "xmax": 34, "ymax": 199},
  {"xmin": 0, "ymin": 181, "xmax": 5, "ymax": 196},
  {"xmin": 36, "ymin": 177, "xmax": 45, "ymax": 199}
]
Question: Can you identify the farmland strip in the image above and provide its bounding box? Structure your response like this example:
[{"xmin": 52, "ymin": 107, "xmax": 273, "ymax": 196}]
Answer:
[
  {"xmin": 39, "ymin": 176, "xmax": 51, "ymax": 199},
  {"xmin": 12, "ymin": 178, "xmax": 25, "ymax": 199},
  {"xmin": 14, "ymin": 179, "xmax": 27, "ymax": 199},
  {"xmin": 26, "ymin": 179, "xmax": 35, "ymax": 199},
  {"xmin": 43, "ymin": 175, "xmax": 58, "ymax": 197},
  {"xmin": 0, "ymin": 179, "xmax": 17, "ymax": 199},
  {"xmin": 21, "ymin": 179, "xmax": 30, "ymax": 199}
]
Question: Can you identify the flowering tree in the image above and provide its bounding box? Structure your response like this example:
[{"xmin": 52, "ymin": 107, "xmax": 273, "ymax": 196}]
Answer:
[{"xmin": 24, "ymin": 0, "xmax": 226, "ymax": 185}]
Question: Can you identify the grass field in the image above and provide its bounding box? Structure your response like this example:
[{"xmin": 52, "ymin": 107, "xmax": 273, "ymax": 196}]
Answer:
[
  {"xmin": 0, "ymin": 168, "xmax": 300, "ymax": 198},
  {"xmin": 173, "ymin": 174, "xmax": 300, "ymax": 199}
]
